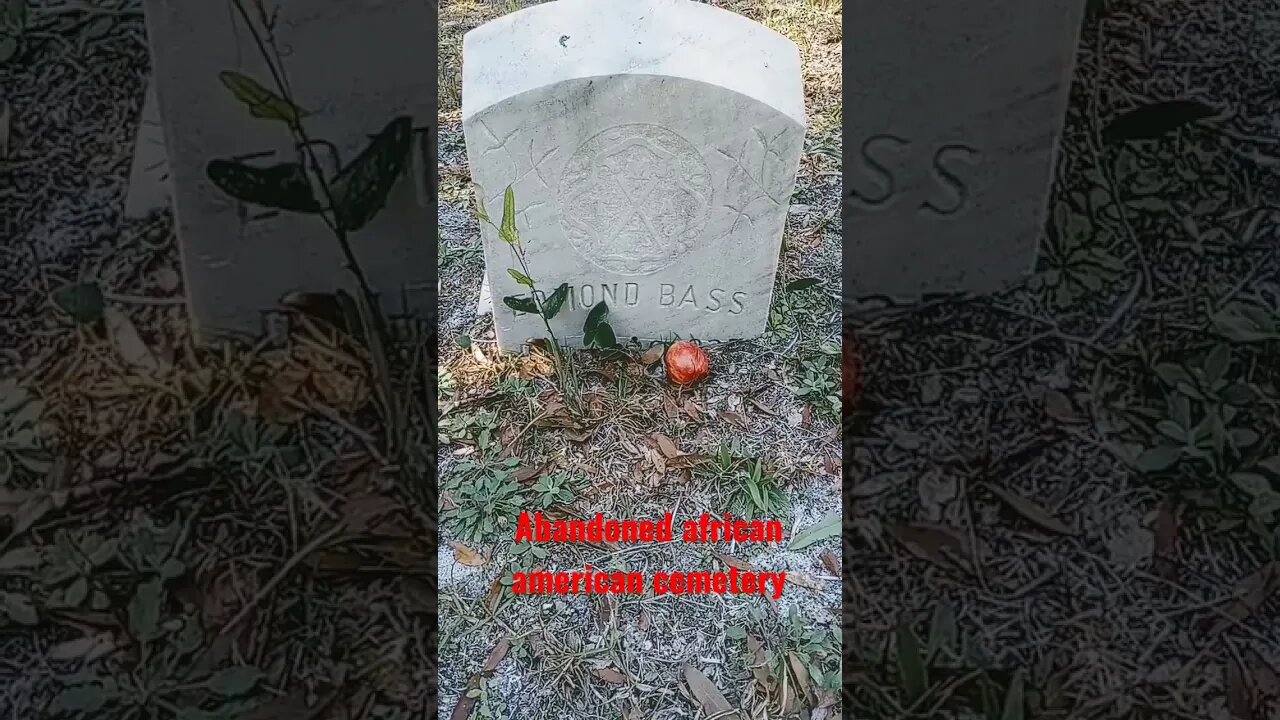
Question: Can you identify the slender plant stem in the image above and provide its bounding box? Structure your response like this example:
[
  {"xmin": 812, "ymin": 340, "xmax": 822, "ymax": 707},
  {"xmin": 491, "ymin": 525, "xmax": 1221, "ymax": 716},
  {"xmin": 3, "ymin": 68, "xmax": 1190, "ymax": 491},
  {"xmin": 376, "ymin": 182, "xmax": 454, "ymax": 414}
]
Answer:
[
  {"xmin": 229, "ymin": 0, "xmax": 378, "ymax": 308},
  {"xmin": 229, "ymin": 0, "xmax": 403, "ymax": 457}
]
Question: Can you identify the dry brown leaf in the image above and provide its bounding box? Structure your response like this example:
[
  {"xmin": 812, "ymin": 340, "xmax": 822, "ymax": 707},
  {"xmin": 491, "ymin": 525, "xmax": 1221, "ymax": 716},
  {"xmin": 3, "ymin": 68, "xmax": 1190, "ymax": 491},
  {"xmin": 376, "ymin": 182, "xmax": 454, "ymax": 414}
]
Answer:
[
  {"xmin": 0, "ymin": 100, "xmax": 9, "ymax": 159},
  {"xmin": 485, "ymin": 577, "xmax": 504, "ymax": 616},
  {"xmin": 712, "ymin": 551, "xmax": 757, "ymax": 573},
  {"xmin": 887, "ymin": 524, "xmax": 973, "ymax": 574},
  {"xmin": 341, "ymin": 494, "xmax": 402, "ymax": 535},
  {"xmin": 514, "ymin": 465, "xmax": 542, "ymax": 483},
  {"xmin": 258, "ymin": 363, "xmax": 309, "ymax": 425},
  {"xmin": 1226, "ymin": 652, "xmax": 1254, "ymax": 720},
  {"xmin": 1246, "ymin": 646, "xmax": 1280, "ymax": 699},
  {"xmin": 667, "ymin": 454, "xmax": 711, "ymax": 469},
  {"xmin": 640, "ymin": 344, "xmax": 666, "ymax": 365},
  {"xmin": 596, "ymin": 667, "xmax": 628, "ymax": 685},
  {"xmin": 662, "ymin": 394, "xmax": 680, "ymax": 419},
  {"xmin": 637, "ymin": 610, "xmax": 651, "ymax": 632},
  {"xmin": 748, "ymin": 398, "xmax": 777, "ymax": 416},
  {"xmin": 563, "ymin": 428, "xmax": 593, "ymax": 442},
  {"xmin": 1212, "ymin": 562, "xmax": 1280, "ymax": 635},
  {"xmin": 985, "ymin": 483, "xmax": 1074, "ymax": 535},
  {"xmin": 652, "ymin": 434, "xmax": 681, "ymax": 458},
  {"xmin": 719, "ymin": 410, "xmax": 749, "ymax": 428},
  {"xmin": 47, "ymin": 633, "xmax": 115, "ymax": 662},
  {"xmin": 448, "ymin": 541, "xmax": 487, "ymax": 567},
  {"xmin": 800, "ymin": 404, "xmax": 813, "ymax": 427},
  {"xmin": 311, "ymin": 359, "xmax": 368, "ymax": 412},
  {"xmin": 823, "ymin": 456, "xmax": 840, "ymax": 477},
  {"xmin": 103, "ymin": 307, "xmax": 160, "ymax": 373},
  {"xmin": 746, "ymin": 634, "xmax": 776, "ymax": 690},
  {"xmin": 819, "ymin": 552, "xmax": 840, "ymax": 576},
  {"xmin": 450, "ymin": 637, "xmax": 510, "ymax": 720},
  {"xmin": 683, "ymin": 665, "xmax": 739, "ymax": 719},
  {"xmin": 482, "ymin": 637, "xmax": 510, "ymax": 672},
  {"xmin": 788, "ymin": 652, "xmax": 816, "ymax": 708},
  {"xmin": 1153, "ymin": 497, "xmax": 1181, "ymax": 578},
  {"xmin": 683, "ymin": 399, "xmax": 702, "ymax": 421},
  {"xmin": 786, "ymin": 572, "xmax": 825, "ymax": 591},
  {"xmin": 597, "ymin": 596, "xmax": 613, "ymax": 625},
  {"xmin": 1042, "ymin": 389, "xmax": 1086, "ymax": 424},
  {"xmin": 648, "ymin": 449, "xmax": 667, "ymax": 475}
]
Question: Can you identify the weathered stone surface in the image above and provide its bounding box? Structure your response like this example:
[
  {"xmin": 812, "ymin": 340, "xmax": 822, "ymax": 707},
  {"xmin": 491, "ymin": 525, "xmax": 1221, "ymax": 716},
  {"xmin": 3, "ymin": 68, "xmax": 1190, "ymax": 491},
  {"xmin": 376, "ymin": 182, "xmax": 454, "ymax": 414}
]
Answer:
[
  {"xmin": 845, "ymin": 0, "xmax": 1086, "ymax": 298},
  {"xmin": 142, "ymin": 0, "xmax": 433, "ymax": 343},
  {"xmin": 463, "ymin": 0, "xmax": 805, "ymax": 350}
]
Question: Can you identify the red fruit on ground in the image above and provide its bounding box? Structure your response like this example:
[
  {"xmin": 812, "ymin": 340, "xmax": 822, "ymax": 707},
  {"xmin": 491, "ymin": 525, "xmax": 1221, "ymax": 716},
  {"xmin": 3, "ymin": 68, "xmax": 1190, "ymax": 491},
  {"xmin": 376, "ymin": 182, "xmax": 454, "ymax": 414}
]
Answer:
[{"xmin": 665, "ymin": 340, "xmax": 710, "ymax": 385}]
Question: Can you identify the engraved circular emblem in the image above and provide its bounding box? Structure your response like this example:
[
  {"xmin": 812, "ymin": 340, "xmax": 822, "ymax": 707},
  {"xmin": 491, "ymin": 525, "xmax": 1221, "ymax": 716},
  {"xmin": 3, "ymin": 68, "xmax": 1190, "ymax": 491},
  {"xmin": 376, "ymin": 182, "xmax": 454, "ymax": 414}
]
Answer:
[{"xmin": 558, "ymin": 124, "xmax": 713, "ymax": 276}]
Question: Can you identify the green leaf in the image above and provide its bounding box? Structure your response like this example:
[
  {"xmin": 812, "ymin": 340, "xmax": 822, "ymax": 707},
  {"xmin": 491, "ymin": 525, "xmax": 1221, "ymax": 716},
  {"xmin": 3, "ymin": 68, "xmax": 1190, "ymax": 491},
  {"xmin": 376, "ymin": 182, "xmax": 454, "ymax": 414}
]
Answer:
[
  {"xmin": 925, "ymin": 602, "xmax": 957, "ymax": 659},
  {"xmin": 542, "ymin": 283, "xmax": 570, "ymax": 320},
  {"xmin": 1204, "ymin": 344, "xmax": 1231, "ymax": 383},
  {"xmin": 1, "ymin": 0, "xmax": 27, "ymax": 29},
  {"xmin": 1231, "ymin": 473, "xmax": 1272, "ymax": 497},
  {"xmin": 218, "ymin": 71, "xmax": 307, "ymax": 125},
  {"xmin": 0, "ymin": 35, "xmax": 18, "ymax": 66},
  {"xmin": 50, "ymin": 684, "xmax": 110, "ymax": 713},
  {"xmin": 588, "ymin": 321, "xmax": 617, "ymax": 349},
  {"xmin": 1101, "ymin": 100, "xmax": 1216, "ymax": 145},
  {"xmin": 1155, "ymin": 420, "xmax": 1185, "ymax": 443},
  {"xmin": 1222, "ymin": 383, "xmax": 1255, "ymax": 406},
  {"xmin": 1137, "ymin": 445, "xmax": 1182, "ymax": 473},
  {"xmin": 1249, "ymin": 492, "xmax": 1280, "ymax": 522},
  {"xmin": 788, "ymin": 510, "xmax": 840, "ymax": 550},
  {"xmin": 206, "ymin": 160, "xmax": 323, "ymax": 213},
  {"xmin": 507, "ymin": 268, "xmax": 534, "ymax": 287},
  {"xmin": 160, "ymin": 558, "xmax": 186, "ymax": 579},
  {"xmin": 896, "ymin": 622, "xmax": 929, "ymax": 704},
  {"xmin": 786, "ymin": 278, "xmax": 822, "ymax": 292},
  {"xmin": 51, "ymin": 282, "xmax": 104, "ymax": 324},
  {"xmin": 503, "ymin": 295, "xmax": 539, "ymax": 315},
  {"xmin": 1213, "ymin": 303, "xmax": 1280, "ymax": 343},
  {"xmin": 1001, "ymin": 670, "xmax": 1025, "ymax": 720},
  {"xmin": 128, "ymin": 578, "xmax": 163, "ymax": 642},
  {"xmin": 499, "ymin": 185, "xmax": 519, "ymax": 244},
  {"xmin": 1231, "ymin": 428, "xmax": 1260, "ymax": 449},
  {"xmin": 0, "ymin": 591, "xmax": 37, "ymax": 625},
  {"xmin": 1153, "ymin": 363, "xmax": 1193, "ymax": 388},
  {"xmin": 584, "ymin": 301, "xmax": 609, "ymax": 336},
  {"xmin": 329, "ymin": 116, "xmax": 414, "ymax": 232},
  {"xmin": 206, "ymin": 665, "xmax": 263, "ymax": 697},
  {"xmin": 64, "ymin": 576, "xmax": 88, "ymax": 607}
]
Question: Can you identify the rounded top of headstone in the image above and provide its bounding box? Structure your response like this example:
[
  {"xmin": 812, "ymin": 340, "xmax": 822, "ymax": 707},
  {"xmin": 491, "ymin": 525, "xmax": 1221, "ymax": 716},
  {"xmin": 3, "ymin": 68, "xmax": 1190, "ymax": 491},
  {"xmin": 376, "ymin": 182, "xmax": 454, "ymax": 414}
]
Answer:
[{"xmin": 462, "ymin": 0, "xmax": 805, "ymax": 128}]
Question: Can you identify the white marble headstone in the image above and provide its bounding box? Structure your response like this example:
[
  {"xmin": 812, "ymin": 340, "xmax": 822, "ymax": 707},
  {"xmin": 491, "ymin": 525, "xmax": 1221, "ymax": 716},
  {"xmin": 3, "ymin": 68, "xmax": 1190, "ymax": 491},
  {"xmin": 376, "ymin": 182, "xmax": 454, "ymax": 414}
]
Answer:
[
  {"xmin": 845, "ymin": 0, "xmax": 1087, "ymax": 298},
  {"xmin": 463, "ymin": 0, "xmax": 805, "ymax": 350},
  {"xmin": 142, "ymin": 0, "xmax": 434, "ymax": 343}
]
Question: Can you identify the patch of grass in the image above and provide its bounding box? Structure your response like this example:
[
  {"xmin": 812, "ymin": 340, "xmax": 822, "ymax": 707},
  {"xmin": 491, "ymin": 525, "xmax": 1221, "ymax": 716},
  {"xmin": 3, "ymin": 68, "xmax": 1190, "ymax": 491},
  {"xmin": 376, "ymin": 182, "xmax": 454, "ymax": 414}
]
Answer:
[
  {"xmin": 0, "ymin": 375, "xmax": 53, "ymax": 483},
  {"xmin": 728, "ymin": 602, "xmax": 840, "ymax": 714},
  {"xmin": 701, "ymin": 443, "xmax": 790, "ymax": 522},
  {"xmin": 440, "ymin": 407, "xmax": 501, "ymax": 451},
  {"xmin": 531, "ymin": 470, "xmax": 581, "ymax": 509},
  {"xmin": 443, "ymin": 456, "xmax": 526, "ymax": 543}
]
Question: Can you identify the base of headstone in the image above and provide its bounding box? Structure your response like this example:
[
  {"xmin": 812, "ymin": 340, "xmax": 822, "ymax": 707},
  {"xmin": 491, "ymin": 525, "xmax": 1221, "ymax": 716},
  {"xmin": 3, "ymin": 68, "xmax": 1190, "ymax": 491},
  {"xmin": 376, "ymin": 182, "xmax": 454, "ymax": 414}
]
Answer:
[
  {"xmin": 124, "ymin": 80, "xmax": 171, "ymax": 219},
  {"xmin": 476, "ymin": 274, "xmax": 492, "ymax": 317}
]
